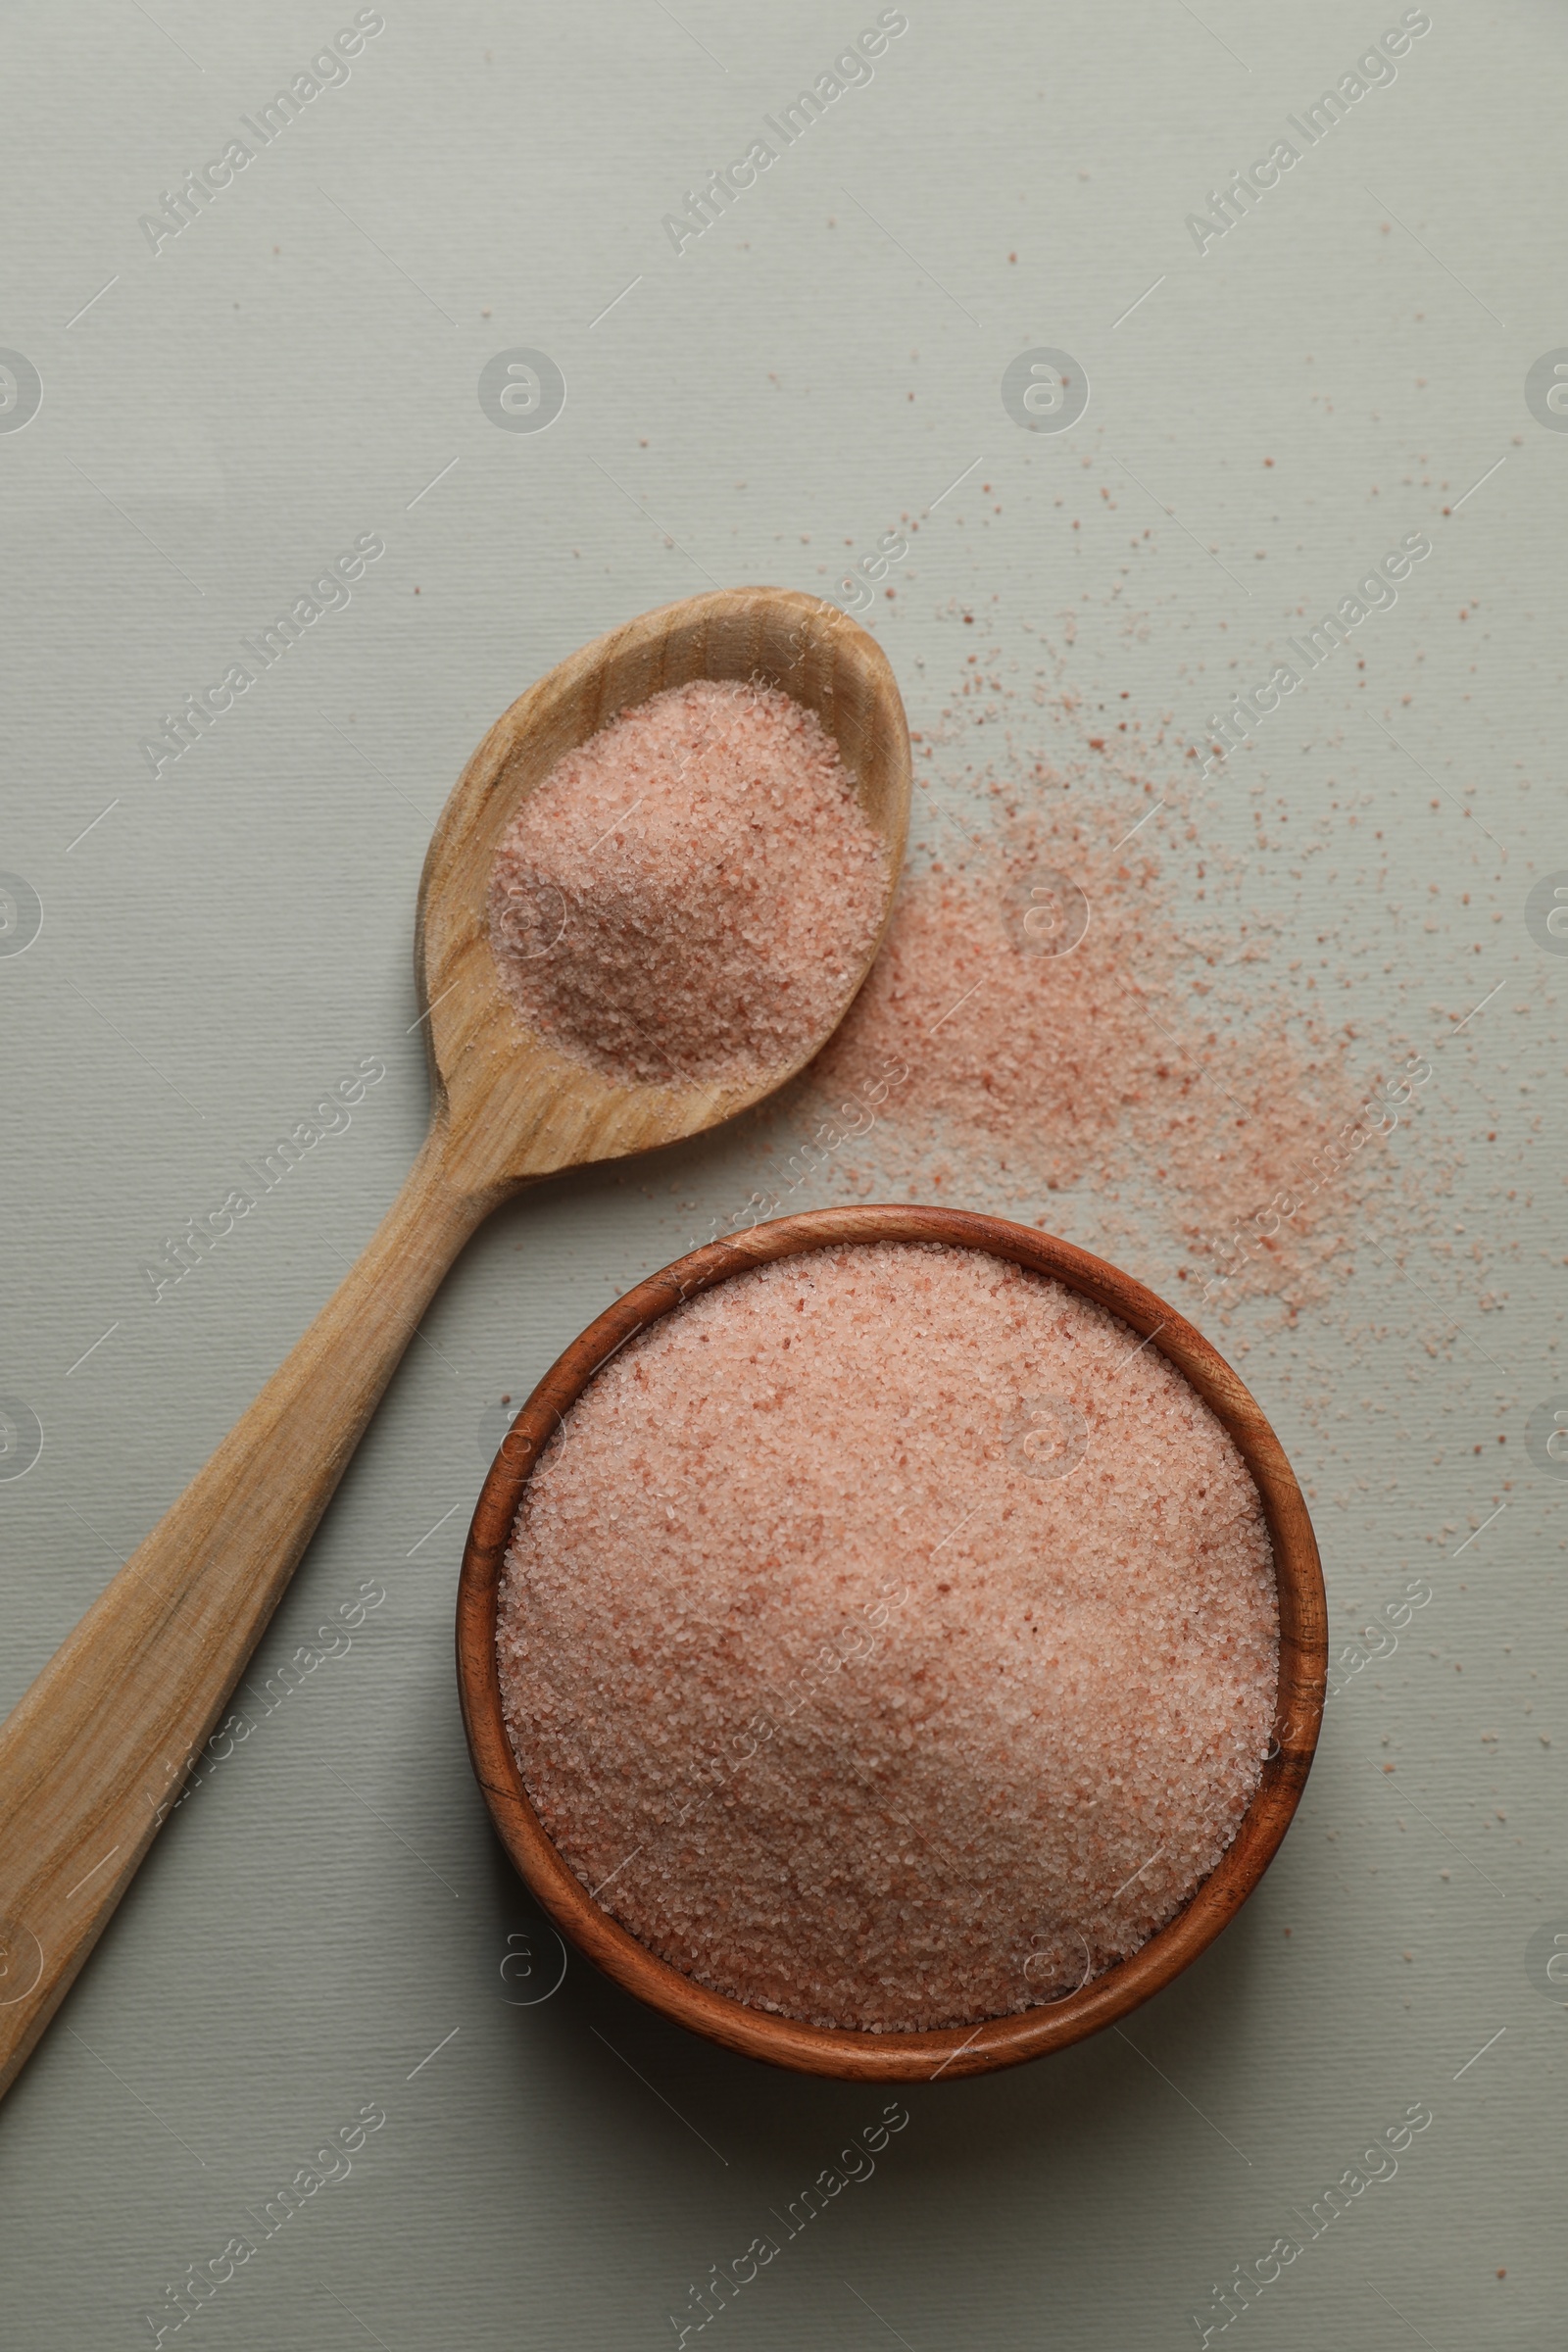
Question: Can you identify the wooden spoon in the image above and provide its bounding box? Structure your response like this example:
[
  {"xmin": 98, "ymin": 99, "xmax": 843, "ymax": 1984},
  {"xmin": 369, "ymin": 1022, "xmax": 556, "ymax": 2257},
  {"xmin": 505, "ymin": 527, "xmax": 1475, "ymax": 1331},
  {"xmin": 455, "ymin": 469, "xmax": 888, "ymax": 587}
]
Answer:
[{"xmin": 0, "ymin": 586, "xmax": 909, "ymax": 2102}]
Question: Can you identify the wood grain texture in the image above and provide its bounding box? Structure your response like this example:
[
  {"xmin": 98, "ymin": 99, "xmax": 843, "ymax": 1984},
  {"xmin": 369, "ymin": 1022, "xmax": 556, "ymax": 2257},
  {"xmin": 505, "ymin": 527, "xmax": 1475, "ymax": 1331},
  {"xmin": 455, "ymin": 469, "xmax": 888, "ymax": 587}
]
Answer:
[
  {"xmin": 457, "ymin": 1205, "xmax": 1328, "ymax": 2082},
  {"xmin": 0, "ymin": 589, "xmax": 909, "ymax": 2104}
]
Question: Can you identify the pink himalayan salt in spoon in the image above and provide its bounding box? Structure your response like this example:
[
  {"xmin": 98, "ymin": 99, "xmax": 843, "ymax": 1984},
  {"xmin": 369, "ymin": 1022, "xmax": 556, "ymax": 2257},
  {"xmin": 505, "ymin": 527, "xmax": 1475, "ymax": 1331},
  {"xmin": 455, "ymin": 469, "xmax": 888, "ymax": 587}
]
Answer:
[
  {"xmin": 489, "ymin": 677, "xmax": 889, "ymax": 1091},
  {"xmin": 497, "ymin": 1240, "xmax": 1278, "ymax": 2034}
]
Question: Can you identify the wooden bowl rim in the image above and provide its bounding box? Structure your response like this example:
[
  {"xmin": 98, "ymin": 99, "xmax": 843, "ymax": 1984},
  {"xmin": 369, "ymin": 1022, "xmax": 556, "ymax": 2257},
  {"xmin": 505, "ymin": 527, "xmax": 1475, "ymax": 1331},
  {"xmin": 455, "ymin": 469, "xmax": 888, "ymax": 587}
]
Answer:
[{"xmin": 456, "ymin": 1205, "xmax": 1327, "ymax": 2081}]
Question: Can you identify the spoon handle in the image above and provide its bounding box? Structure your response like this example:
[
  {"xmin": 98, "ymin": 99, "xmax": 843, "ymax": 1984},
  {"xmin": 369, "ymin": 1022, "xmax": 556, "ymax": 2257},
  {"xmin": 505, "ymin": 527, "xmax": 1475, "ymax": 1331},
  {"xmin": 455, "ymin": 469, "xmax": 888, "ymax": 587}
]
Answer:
[{"xmin": 0, "ymin": 1123, "xmax": 494, "ymax": 2101}]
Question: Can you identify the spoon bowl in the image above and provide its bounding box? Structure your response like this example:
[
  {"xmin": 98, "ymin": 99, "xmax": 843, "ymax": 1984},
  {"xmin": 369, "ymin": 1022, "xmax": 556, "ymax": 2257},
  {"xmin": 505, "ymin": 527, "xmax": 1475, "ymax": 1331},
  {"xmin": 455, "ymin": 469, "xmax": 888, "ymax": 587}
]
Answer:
[
  {"xmin": 417, "ymin": 586, "xmax": 910, "ymax": 1196},
  {"xmin": 0, "ymin": 589, "xmax": 908, "ymax": 2104}
]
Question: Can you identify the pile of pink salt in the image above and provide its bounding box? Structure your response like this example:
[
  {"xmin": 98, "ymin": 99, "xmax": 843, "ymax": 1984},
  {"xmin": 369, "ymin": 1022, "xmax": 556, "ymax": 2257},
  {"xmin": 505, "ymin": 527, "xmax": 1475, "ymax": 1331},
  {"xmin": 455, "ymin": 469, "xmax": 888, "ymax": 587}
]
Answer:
[
  {"xmin": 488, "ymin": 678, "xmax": 887, "ymax": 1091},
  {"xmin": 792, "ymin": 783, "xmax": 1401, "ymax": 1319},
  {"xmin": 496, "ymin": 1241, "xmax": 1279, "ymax": 2034}
]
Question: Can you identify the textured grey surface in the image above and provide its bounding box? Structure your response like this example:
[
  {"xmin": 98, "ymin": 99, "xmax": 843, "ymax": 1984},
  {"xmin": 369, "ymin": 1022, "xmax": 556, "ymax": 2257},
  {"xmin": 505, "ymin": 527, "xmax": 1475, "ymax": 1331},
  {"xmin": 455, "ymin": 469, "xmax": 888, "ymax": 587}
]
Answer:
[{"xmin": 1, "ymin": 3, "xmax": 1565, "ymax": 2345}]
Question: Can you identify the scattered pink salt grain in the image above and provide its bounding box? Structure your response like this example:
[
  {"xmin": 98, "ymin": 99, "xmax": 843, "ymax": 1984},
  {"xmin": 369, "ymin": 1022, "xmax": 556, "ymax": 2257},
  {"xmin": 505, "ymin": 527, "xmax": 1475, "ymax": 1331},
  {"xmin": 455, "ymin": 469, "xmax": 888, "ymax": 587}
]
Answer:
[
  {"xmin": 497, "ymin": 1241, "xmax": 1278, "ymax": 2034},
  {"xmin": 806, "ymin": 791, "xmax": 1389, "ymax": 1312},
  {"xmin": 488, "ymin": 678, "xmax": 887, "ymax": 1091}
]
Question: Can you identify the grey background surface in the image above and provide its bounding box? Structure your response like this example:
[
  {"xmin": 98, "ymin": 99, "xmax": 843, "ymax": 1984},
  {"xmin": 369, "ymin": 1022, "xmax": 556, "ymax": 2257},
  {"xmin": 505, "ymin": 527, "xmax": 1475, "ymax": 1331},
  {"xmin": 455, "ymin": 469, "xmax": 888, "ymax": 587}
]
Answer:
[{"xmin": 2, "ymin": 2, "xmax": 1565, "ymax": 2345}]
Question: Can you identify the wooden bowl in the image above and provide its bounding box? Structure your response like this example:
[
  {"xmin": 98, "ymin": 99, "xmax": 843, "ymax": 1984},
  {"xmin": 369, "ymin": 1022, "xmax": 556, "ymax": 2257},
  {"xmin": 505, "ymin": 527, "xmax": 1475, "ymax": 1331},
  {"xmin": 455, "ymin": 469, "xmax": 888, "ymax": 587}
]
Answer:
[{"xmin": 456, "ymin": 1206, "xmax": 1327, "ymax": 2081}]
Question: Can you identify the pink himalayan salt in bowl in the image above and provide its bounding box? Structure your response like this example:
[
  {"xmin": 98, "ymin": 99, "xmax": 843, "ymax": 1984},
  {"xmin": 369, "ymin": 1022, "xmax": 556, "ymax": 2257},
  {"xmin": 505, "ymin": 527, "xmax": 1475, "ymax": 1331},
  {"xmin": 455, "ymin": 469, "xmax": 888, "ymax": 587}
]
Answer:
[
  {"xmin": 464, "ymin": 1215, "xmax": 1324, "ymax": 2072},
  {"xmin": 487, "ymin": 677, "xmax": 889, "ymax": 1092}
]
